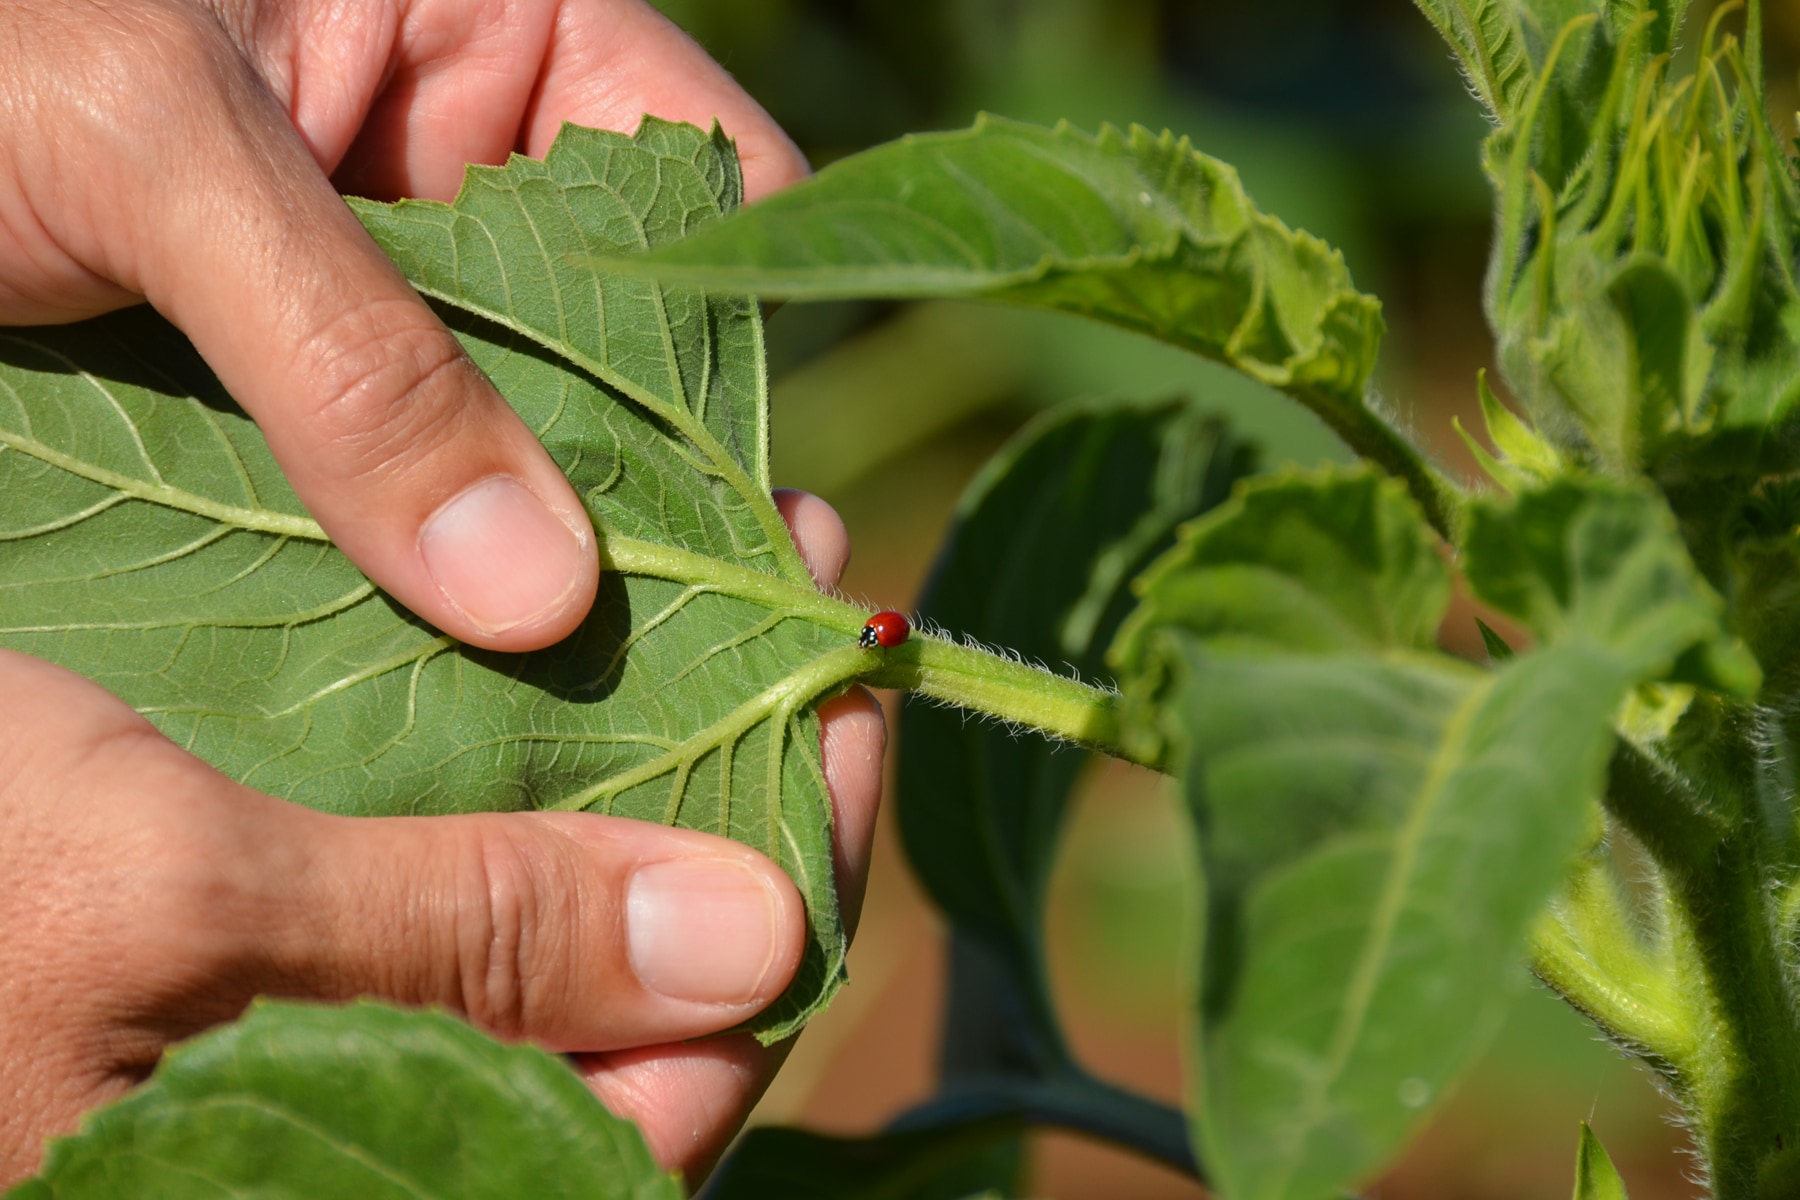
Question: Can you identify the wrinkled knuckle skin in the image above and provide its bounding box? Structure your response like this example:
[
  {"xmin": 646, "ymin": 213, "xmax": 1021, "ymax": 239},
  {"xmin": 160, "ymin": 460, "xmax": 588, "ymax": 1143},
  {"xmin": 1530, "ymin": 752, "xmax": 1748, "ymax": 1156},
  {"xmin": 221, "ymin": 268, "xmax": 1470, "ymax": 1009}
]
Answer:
[
  {"xmin": 27, "ymin": 1, "xmax": 248, "ymax": 125},
  {"xmin": 454, "ymin": 825, "xmax": 579, "ymax": 1041},
  {"xmin": 292, "ymin": 300, "xmax": 483, "ymax": 483}
]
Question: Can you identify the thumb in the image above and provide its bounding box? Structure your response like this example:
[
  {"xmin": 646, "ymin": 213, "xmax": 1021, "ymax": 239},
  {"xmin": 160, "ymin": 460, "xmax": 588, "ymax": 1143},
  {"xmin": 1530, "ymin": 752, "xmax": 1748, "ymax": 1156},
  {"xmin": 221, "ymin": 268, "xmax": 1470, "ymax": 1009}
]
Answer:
[
  {"xmin": 272, "ymin": 805, "xmax": 807, "ymax": 1049},
  {"xmin": 110, "ymin": 21, "xmax": 597, "ymax": 651}
]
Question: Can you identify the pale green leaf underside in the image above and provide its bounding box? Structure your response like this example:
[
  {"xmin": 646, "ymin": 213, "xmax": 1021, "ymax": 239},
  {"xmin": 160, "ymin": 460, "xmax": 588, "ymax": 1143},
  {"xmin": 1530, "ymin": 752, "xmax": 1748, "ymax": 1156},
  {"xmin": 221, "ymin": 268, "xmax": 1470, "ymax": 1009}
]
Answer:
[
  {"xmin": 0, "ymin": 121, "xmax": 855, "ymax": 1038},
  {"xmin": 1174, "ymin": 636, "xmax": 1626, "ymax": 1200},
  {"xmin": 10, "ymin": 1000, "xmax": 681, "ymax": 1200},
  {"xmin": 1115, "ymin": 470, "xmax": 1737, "ymax": 1200}
]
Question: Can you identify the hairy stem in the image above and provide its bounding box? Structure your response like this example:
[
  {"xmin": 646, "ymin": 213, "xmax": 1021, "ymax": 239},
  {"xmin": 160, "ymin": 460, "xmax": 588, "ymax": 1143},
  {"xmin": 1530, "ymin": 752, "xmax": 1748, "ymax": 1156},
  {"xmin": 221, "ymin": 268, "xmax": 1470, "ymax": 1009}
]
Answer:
[
  {"xmin": 1586, "ymin": 736, "xmax": 1800, "ymax": 1198},
  {"xmin": 1295, "ymin": 384, "xmax": 1466, "ymax": 541},
  {"xmin": 600, "ymin": 531, "xmax": 1145, "ymax": 765}
]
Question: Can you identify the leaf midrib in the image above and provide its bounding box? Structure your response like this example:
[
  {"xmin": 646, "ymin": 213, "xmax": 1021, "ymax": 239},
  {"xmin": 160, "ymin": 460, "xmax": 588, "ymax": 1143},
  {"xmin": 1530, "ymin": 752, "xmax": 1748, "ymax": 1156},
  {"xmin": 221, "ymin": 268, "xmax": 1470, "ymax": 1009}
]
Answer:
[
  {"xmin": 394, "ymin": 277, "xmax": 812, "ymax": 590},
  {"xmin": 0, "ymin": 426, "xmax": 323, "ymax": 539},
  {"xmin": 1262, "ymin": 668, "xmax": 1492, "ymax": 1197}
]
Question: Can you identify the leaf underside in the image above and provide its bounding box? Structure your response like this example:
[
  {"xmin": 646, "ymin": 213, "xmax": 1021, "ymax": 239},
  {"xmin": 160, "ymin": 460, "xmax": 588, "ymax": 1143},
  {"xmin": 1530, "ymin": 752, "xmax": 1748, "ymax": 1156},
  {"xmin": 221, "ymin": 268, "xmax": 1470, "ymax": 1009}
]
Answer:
[
  {"xmin": 0, "ymin": 120, "xmax": 850, "ymax": 1039},
  {"xmin": 1110, "ymin": 469, "xmax": 1739, "ymax": 1200}
]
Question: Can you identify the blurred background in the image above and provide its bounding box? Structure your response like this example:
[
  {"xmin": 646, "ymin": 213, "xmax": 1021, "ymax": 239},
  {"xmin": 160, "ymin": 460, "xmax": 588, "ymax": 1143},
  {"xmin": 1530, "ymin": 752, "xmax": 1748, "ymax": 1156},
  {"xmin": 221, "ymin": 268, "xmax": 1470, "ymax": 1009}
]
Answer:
[{"xmin": 645, "ymin": 2, "xmax": 1800, "ymax": 1196}]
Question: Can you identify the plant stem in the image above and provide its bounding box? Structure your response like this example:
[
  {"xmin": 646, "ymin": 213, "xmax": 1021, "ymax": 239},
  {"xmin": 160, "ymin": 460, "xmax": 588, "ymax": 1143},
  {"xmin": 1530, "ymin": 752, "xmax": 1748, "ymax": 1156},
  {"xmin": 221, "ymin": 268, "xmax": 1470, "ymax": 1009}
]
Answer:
[
  {"xmin": 1595, "ymin": 735, "xmax": 1800, "ymax": 1198},
  {"xmin": 864, "ymin": 638, "xmax": 1139, "ymax": 765},
  {"xmin": 1296, "ymin": 385, "xmax": 1466, "ymax": 541},
  {"xmin": 600, "ymin": 531, "xmax": 1149, "ymax": 767},
  {"xmin": 887, "ymin": 1071, "xmax": 1200, "ymax": 1180},
  {"xmin": 1527, "ymin": 857, "xmax": 1697, "ymax": 1080}
]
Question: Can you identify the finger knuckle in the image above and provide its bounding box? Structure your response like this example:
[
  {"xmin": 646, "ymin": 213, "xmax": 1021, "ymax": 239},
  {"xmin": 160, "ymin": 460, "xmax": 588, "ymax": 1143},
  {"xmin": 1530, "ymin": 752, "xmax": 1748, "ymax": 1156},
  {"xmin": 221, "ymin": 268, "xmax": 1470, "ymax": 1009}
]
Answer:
[
  {"xmin": 58, "ymin": 1, "xmax": 244, "ymax": 111},
  {"xmin": 454, "ymin": 824, "xmax": 579, "ymax": 1039},
  {"xmin": 293, "ymin": 302, "xmax": 481, "ymax": 483}
]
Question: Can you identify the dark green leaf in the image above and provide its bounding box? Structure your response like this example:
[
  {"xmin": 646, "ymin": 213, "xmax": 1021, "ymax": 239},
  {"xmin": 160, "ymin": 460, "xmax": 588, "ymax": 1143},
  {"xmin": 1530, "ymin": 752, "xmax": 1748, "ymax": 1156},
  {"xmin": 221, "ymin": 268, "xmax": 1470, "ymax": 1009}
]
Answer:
[
  {"xmin": 1474, "ymin": 617, "xmax": 1517, "ymax": 662},
  {"xmin": 899, "ymin": 396, "xmax": 1253, "ymax": 1056},
  {"xmin": 0, "ymin": 121, "xmax": 872, "ymax": 1038},
  {"xmin": 703, "ymin": 1122, "xmax": 1020, "ymax": 1200},
  {"xmin": 10, "ymin": 1000, "xmax": 680, "ymax": 1200},
  {"xmin": 1571, "ymin": 1122, "xmax": 1629, "ymax": 1200}
]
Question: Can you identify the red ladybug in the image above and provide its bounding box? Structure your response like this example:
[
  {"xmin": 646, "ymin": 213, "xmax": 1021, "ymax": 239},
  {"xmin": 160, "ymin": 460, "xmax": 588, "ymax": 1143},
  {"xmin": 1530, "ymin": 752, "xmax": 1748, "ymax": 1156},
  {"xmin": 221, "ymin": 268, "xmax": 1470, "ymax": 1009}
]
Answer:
[{"xmin": 859, "ymin": 611, "xmax": 910, "ymax": 649}]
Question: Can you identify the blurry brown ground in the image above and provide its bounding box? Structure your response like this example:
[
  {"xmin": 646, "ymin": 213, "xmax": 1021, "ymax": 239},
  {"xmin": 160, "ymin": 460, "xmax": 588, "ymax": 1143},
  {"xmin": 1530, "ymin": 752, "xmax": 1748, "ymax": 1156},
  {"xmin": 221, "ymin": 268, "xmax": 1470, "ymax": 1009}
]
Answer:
[{"xmin": 654, "ymin": 1, "xmax": 1800, "ymax": 1194}]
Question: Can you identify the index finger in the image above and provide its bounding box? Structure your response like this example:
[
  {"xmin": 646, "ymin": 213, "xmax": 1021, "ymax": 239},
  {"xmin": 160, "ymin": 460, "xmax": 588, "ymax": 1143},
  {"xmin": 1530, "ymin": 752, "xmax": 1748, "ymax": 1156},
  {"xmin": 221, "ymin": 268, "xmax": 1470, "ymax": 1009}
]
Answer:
[{"xmin": 518, "ymin": 0, "xmax": 811, "ymax": 201}]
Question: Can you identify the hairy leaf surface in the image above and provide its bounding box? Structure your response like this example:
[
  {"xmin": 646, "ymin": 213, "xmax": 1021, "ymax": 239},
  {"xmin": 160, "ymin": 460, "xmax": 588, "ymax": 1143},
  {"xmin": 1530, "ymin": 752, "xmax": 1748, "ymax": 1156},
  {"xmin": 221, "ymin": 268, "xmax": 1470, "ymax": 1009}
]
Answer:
[
  {"xmin": 1462, "ymin": 479, "xmax": 1758, "ymax": 694},
  {"xmin": 1482, "ymin": 6, "xmax": 1800, "ymax": 480},
  {"xmin": 7, "ymin": 1001, "xmax": 679, "ymax": 1200},
  {"xmin": 0, "ymin": 121, "xmax": 868, "ymax": 1038},
  {"xmin": 1408, "ymin": 0, "xmax": 1534, "ymax": 119},
  {"xmin": 1110, "ymin": 469, "xmax": 1740, "ymax": 1200}
]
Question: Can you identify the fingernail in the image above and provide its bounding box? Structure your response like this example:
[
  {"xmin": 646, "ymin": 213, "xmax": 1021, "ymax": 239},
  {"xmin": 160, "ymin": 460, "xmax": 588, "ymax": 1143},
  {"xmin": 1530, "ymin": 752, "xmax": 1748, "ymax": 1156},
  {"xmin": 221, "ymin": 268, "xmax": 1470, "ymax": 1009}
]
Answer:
[
  {"xmin": 627, "ymin": 859, "xmax": 783, "ymax": 1005},
  {"xmin": 419, "ymin": 476, "xmax": 587, "ymax": 634}
]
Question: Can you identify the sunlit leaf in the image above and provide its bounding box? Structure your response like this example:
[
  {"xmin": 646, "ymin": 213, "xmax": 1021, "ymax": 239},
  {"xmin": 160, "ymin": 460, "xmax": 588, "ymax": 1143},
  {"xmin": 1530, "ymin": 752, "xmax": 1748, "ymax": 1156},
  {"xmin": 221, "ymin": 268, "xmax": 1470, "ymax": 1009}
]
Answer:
[
  {"xmin": 591, "ymin": 117, "xmax": 1477, "ymax": 531},
  {"xmin": 1484, "ymin": 4, "xmax": 1800, "ymax": 479},
  {"xmin": 7, "ymin": 1001, "xmax": 680, "ymax": 1200},
  {"xmin": 615, "ymin": 117, "xmax": 1381, "ymax": 409}
]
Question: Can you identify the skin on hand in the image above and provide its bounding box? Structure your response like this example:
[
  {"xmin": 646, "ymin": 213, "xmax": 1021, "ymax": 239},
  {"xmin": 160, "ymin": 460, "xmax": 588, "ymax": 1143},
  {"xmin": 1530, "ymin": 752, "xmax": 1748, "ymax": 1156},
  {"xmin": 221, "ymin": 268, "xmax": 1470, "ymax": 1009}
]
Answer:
[
  {"xmin": 0, "ymin": 496, "xmax": 884, "ymax": 1185},
  {"xmin": 0, "ymin": 0, "xmax": 872, "ymax": 1185},
  {"xmin": 0, "ymin": 0, "xmax": 809, "ymax": 652}
]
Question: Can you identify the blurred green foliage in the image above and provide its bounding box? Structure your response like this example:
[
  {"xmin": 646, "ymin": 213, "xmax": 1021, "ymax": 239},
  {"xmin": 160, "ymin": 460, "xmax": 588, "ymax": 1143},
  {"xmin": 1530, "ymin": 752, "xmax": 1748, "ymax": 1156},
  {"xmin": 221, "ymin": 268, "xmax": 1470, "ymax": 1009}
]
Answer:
[
  {"xmin": 653, "ymin": 0, "xmax": 1503, "ymax": 505},
  {"xmin": 655, "ymin": 2, "xmax": 1800, "ymax": 1194}
]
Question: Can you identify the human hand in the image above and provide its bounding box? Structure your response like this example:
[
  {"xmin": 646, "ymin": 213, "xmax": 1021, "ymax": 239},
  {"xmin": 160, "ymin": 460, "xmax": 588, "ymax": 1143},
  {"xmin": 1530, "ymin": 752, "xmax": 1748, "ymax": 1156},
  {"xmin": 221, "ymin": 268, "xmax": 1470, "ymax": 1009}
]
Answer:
[
  {"xmin": 0, "ymin": 490, "xmax": 883, "ymax": 1186},
  {"xmin": 0, "ymin": 0, "xmax": 809, "ymax": 651},
  {"xmin": 0, "ymin": 0, "xmax": 878, "ymax": 1183}
]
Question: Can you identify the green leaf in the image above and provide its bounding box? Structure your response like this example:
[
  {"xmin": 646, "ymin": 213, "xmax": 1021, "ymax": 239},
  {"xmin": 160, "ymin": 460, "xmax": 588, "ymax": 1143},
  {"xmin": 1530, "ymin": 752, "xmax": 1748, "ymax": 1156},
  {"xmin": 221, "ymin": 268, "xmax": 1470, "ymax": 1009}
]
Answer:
[
  {"xmin": 1408, "ymin": 0, "xmax": 1535, "ymax": 120},
  {"xmin": 618, "ymin": 116, "xmax": 1381, "ymax": 404},
  {"xmin": 705, "ymin": 1121, "xmax": 1021, "ymax": 1200},
  {"xmin": 9, "ymin": 1000, "xmax": 680, "ymax": 1200},
  {"xmin": 1163, "ymin": 626, "xmax": 1623, "ymax": 1200},
  {"xmin": 1571, "ymin": 1122, "xmax": 1630, "ymax": 1200},
  {"xmin": 1454, "ymin": 369, "xmax": 1566, "ymax": 492},
  {"xmin": 1484, "ymin": 4, "xmax": 1800, "ymax": 479},
  {"xmin": 1475, "ymin": 617, "xmax": 1518, "ymax": 661},
  {"xmin": 1110, "ymin": 467, "xmax": 1742, "ymax": 1200},
  {"xmin": 1461, "ymin": 479, "xmax": 1759, "ymax": 695},
  {"xmin": 0, "ymin": 120, "xmax": 871, "ymax": 1038},
  {"xmin": 599, "ymin": 116, "xmax": 1461, "ymax": 536},
  {"xmin": 898, "ymin": 396, "xmax": 1254, "ymax": 1056},
  {"xmin": 1114, "ymin": 468, "xmax": 1452, "ymax": 664}
]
